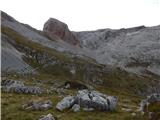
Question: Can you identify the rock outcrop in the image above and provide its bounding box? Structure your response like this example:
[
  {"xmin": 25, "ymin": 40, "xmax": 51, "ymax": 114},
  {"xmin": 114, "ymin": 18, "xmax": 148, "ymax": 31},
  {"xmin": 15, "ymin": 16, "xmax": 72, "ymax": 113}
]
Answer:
[
  {"xmin": 1, "ymin": 79, "xmax": 43, "ymax": 94},
  {"xmin": 56, "ymin": 90, "xmax": 117, "ymax": 111},
  {"xmin": 43, "ymin": 18, "xmax": 80, "ymax": 46},
  {"xmin": 140, "ymin": 94, "xmax": 160, "ymax": 119},
  {"xmin": 140, "ymin": 94, "xmax": 160, "ymax": 112},
  {"xmin": 75, "ymin": 25, "xmax": 160, "ymax": 76}
]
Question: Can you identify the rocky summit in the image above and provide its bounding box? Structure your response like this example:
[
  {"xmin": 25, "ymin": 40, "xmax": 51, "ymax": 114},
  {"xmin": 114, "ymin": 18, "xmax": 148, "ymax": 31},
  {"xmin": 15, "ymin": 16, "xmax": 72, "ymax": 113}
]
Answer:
[
  {"xmin": 43, "ymin": 18, "xmax": 80, "ymax": 46},
  {"xmin": 1, "ymin": 11, "xmax": 160, "ymax": 120}
]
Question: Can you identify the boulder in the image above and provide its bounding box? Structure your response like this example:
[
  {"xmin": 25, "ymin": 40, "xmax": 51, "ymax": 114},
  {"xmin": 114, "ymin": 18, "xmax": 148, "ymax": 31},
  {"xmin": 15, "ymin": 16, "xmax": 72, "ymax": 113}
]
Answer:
[
  {"xmin": 140, "ymin": 93, "xmax": 160, "ymax": 112},
  {"xmin": 14, "ymin": 86, "xmax": 42, "ymax": 94},
  {"xmin": 76, "ymin": 90, "xmax": 117, "ymax": 111},
  {"xmin": 43, "ymin": 18, "xmax": 79, "ymax": 46},
  {"xmin": 56, "ymin": 96, "xmax": 76, "ymax": 111},
  {"xmin": 140, "ymin": 93, "xmax": 160, "ymax": 119},
  {"xmin": 56, "ymin": 90, "xmax": 117, "ymax": 112},
  {"xmin": 39, "ymin": 113, "xmax": 55, "ymax": 120},
  {"xmin": 1, "ymin": 79, "xmax": 24, "ymax": 87}
]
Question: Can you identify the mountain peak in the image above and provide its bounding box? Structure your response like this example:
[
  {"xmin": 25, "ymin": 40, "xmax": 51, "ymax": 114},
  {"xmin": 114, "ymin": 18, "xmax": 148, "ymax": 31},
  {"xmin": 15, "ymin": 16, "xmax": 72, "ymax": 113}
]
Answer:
[{"xmin": 43, "ymin": 17, "xmax": 80, "ymax": 46}]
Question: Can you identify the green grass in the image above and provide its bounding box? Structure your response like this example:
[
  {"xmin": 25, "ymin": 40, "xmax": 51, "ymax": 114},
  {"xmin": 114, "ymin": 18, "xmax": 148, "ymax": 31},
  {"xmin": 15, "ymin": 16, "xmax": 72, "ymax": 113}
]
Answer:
[
  {"xmin": 1, "ymin": 73, "xmax": 146, "ymax": 120},
  {"xmin": 1, "ymin": 87, "xmax": 144, "ymax": 120}
]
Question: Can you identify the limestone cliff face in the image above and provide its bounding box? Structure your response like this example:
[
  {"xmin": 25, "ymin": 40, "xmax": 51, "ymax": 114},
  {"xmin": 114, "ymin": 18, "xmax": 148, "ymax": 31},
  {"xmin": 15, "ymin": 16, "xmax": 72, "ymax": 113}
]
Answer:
[
  {"xmin": 2, "ymin": 11, "xmax": 160, "ymax": 77},
  {"xmin": 43, "ymin": 16, "xmax": 160, "ymax": 76},
  {"xmin": 75, "ymin": 26, "xmax": 160, "ymax": 76},
  {"xmin": 43, "ymin": 18, "xmax": 80, "ymax": 46}
]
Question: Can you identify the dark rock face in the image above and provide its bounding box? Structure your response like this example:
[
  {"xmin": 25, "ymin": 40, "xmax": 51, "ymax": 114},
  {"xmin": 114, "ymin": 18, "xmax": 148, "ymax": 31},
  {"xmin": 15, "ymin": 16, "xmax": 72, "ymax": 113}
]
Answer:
[
  {"xmin": 43, "ymin": 18, "xmax": 80, "ymax": 46},
  {"xmin": 64, "ymin": 81, "xmax": 88, "ymax": 90},
  {"xmin": 1, "ymin": 11, "xmax": 16, "ymax": 22}
]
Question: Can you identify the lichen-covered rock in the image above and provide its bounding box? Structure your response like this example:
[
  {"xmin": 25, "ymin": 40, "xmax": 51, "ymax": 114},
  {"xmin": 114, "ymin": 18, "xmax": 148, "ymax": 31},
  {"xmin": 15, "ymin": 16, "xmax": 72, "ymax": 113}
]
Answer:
[
  {"xmin": 56, "ymin": 90, "xmax": 117, "ymax": 112},
  {"xmin": 14, "ymin": 86, "xmax": 42, "ymax": 94},
  {"xmin": 76, "ymin": 90, "xmax": 117, "ymax": 111},
  {"xmin": 1, "ymin": 79, "xmax": 43, "ymax": 94},
  {"xmin": 43, "ymin": 18, "xmax": 79, "ymax": 46},
  {"xmin": 56, "ymin": 96, "xmax": 76, "ymax": 111},
  {"xmin": 1, "ymin": 79, "xmax": 24, "ymax": 87}
]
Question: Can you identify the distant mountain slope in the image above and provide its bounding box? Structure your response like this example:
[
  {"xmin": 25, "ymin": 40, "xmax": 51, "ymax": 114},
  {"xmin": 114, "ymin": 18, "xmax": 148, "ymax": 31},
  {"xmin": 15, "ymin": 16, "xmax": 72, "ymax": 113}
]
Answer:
[
  {"xmin": 1, "ymin": 34, "xmax": 32, "ymax": 73},
  {"xmin": 2, "ymin": 11, "xmax": 160, "ymax": 76},
  {"xmin": 1, "ymin": 11, "xmax": 94, "ymax": 73},
  {"xmin": 75, "ymin": 25, "xmax": 160, "ymax": 76},
  {"xmin": 1, "ymin": 11, "xmax": 160, "ymax": 96}
]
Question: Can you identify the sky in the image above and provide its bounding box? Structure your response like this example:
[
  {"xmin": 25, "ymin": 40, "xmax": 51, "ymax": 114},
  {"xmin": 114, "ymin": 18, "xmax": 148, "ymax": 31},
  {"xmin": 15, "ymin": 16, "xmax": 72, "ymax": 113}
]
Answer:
[{"xmin": 1, "ymin": 0, "xmax": 160, "ymax": 31}]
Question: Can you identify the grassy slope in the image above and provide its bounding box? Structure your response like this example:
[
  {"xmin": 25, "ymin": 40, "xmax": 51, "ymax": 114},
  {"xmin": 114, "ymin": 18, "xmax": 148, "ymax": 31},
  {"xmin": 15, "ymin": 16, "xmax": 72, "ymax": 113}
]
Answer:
[{"xmin": 1, "ymin": 74, "xmax": 144, "ymax": 120}]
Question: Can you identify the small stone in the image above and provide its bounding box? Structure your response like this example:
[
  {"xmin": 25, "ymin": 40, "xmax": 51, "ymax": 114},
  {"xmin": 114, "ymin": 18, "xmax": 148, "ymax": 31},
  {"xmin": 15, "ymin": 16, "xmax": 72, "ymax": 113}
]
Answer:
[
  {"xmin": 83, "ymin": 107, "xmax": 94, "ymax": 111},
  {"xmin": 65, "ymin": 83, "xmax": 70, "ymax": 89},
  {"xmin": 121, "ymin": 108, "xmax": 132, "ymax": 112},
  {"xmin": 56, "ymin": 90, "xmax": 117, "ymax": 112},
  {"xmin": 39, "ymin": 113, "xmax": 55, "ymax": 120},
  {"xmin": 131, "ymin": 113, "xmax": 136, "ymax": 116}
]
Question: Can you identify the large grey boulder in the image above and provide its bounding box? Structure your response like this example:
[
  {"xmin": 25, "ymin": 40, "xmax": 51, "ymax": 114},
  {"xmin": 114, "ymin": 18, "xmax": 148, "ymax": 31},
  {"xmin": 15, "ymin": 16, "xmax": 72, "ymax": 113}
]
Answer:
[
  {"xmin": 56, "ymin": 90, "xmax": 117, "ymax": 112},
  {"xmin": 76, "ymin": 90, "xmax": 117, "ymax": 111},
  {"xmin": 140, "ymin": 93, "xmax": 160, "ymax": 112},
  {"xmin": 43, "ymin": 18, "xmax": 80, "ymax": 46}
]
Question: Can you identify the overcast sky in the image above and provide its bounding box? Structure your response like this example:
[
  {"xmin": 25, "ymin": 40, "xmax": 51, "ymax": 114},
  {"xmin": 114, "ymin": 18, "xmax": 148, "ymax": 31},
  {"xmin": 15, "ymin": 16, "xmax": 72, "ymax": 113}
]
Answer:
[{"xmin": 1, "ymin": 0, "xmax": 160, "ymax": 31}]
